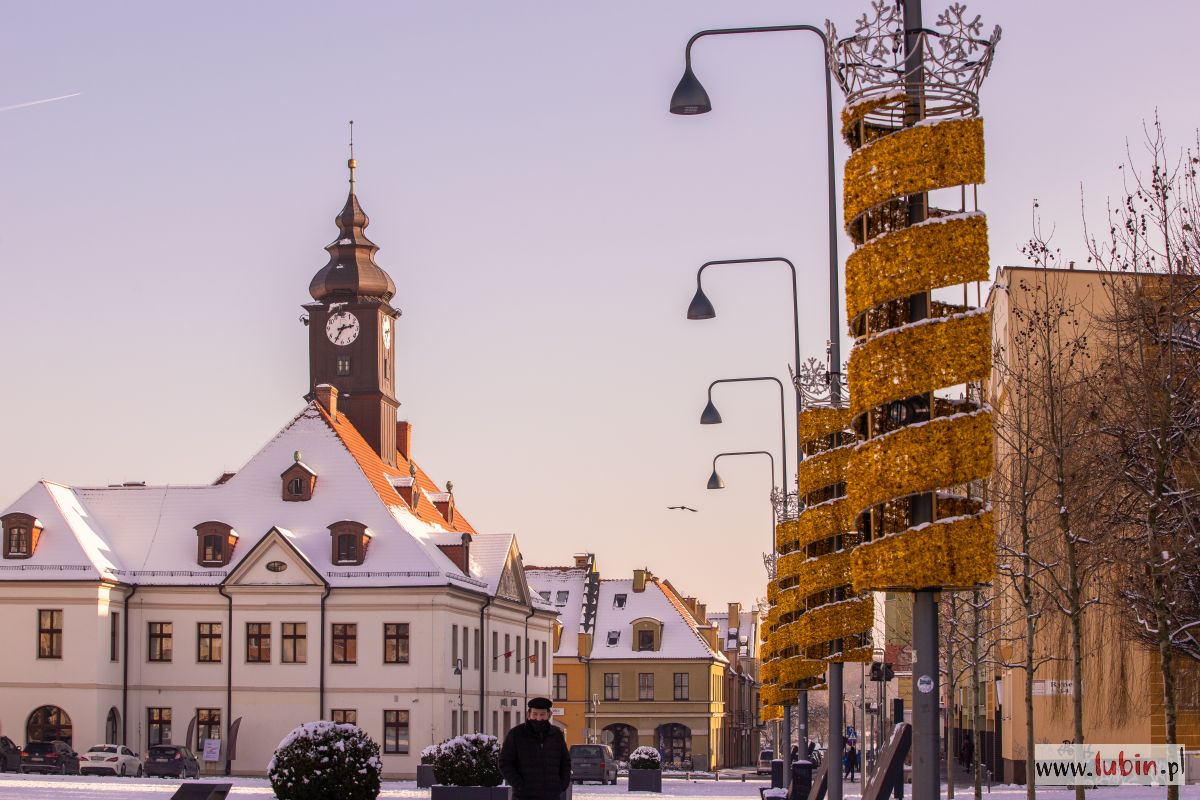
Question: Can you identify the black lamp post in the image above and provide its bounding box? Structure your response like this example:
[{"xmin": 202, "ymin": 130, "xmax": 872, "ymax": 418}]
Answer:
[
  {"xmin": 700, "ymin": 377, "xmax": 788, "ymax": 521},
  {"xmin": 453, "ymin": 658, "xmax": 464, "ymax": 732}
]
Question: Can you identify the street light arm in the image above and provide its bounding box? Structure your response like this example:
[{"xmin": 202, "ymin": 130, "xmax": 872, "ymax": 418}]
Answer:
[
  {"xmin": 713, "ymin": 450, "xmax": 776, "ymax": 493},
  {"xmin": 706, "ymin": 377, "xmax": 787, "ymax": 490},
  {"xmin": 684, "ymin": 25, "xmax": 828, "ymax": 65}
]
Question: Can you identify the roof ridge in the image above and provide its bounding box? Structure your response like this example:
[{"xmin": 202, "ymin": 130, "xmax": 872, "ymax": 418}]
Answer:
[{"xmin": 653, "ymin": 579, "xmax": 721, "ymax": 658}]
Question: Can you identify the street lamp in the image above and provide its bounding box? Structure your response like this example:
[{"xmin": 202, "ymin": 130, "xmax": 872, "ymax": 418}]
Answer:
[
  {"xmin": 700, "ymin": 377, "xmax": 788, "ymax": 508},
  {"xmin": 451, "ymin": 662, "xmax": 465, "ymax": 734}
]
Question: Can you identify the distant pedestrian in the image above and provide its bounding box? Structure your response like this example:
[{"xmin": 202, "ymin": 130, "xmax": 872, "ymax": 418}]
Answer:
[
  {"xmin": 790, "ymin": 744, "xmax": 799, "ymax": 764},
  {"xmin": 960, "ymin": 733, "xmax": 974, "ymax": 770},
  {"xmin": 500, "ymin": 698, "xmax": 571, "ymax": 800},
  {"xmin": 807, "ymin": 740, "xmax": 817, "ymax": 762},
  {"xmin": 844, "ymin": 742, "xmax": 857, "ymax": 782}
]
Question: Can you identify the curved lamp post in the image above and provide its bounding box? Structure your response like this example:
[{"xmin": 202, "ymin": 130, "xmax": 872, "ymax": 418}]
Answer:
[
  {"xmin": 707, "ymin": 449, "xmax": 777, "ymax": 555},
  {"xmin": 701, "ymin": 377, "xmax": 788, "ymax": 515}
]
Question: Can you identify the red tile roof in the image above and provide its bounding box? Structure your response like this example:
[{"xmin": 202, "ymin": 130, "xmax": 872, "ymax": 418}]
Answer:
[{"xmin": 315, "ymin": 404, "xmax": 476, "ymax": 534}]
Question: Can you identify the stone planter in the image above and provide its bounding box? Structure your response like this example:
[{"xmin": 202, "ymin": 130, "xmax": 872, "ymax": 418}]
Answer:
[
  {"xmin": 431, "ymin": 786, "xmax": 512, "ymax": 800},
  {"xmin": 417, "ymin": 764, "xmax": 437, "ymax": 788},
  {"xmin": 628, "ymin": 768, "xmax": 662, "ymax": 792}
]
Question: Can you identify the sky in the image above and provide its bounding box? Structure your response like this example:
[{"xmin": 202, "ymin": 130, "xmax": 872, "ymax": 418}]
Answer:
[{"xmin": 3, "ymin": 1, "xmax": 1200, "ymax": 610}]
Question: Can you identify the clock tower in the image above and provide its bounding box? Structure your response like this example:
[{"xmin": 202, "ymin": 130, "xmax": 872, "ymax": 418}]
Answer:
[{"xmin": 306, "ymin": 157, "xmax": 401, "ymax": 466}]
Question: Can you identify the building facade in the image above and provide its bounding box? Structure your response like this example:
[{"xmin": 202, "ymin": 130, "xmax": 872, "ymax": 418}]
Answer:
[
  {"xmin": 528, "ymin": 558, "xmax": 760, "ymax": 770},
  {"xmin": 0, "ymin": 161, "xmax": 555, "ymax": 777}
]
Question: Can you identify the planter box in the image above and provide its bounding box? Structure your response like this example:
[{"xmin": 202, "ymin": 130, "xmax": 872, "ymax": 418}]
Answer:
[
  {"xmin": 628, "ymin": 769, "xmax": 662, "ymax": 793},
  {"xmin": 432, "ymin": 786, "xmax": 512, "ymax": 800},
  {"xmin": 417, "ymin": 764, "xmax": 437, "ymax": 788}
]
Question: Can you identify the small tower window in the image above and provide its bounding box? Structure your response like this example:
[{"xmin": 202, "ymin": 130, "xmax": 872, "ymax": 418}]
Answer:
[
  {"xmin": 613, "ymin": 594, "xmax": 627, "ymax": 609},
  {"xmin": 194, "ymin": 522, "xmax": 237, "ymax": 568},
  {"xmin": 2, "ymin": 513, "xmax": 42, "ymax": 560},
  {"xmin": 336, "ymin": 354, "xmax": 352, "ymax": 376},
  {"xmin": 280, "ymin": 456, "xmax": 317, "ymax": 502},
  {"xmin": 328, "ymin": 521, "xmax": 370, "ymax": 566}
]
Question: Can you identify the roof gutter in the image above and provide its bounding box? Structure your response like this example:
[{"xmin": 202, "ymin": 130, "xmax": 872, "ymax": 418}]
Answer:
[
  {"xmin": 522, "ymin": 604, "xmax": 536, "ymax": 701},
  {"xmin": 217, "ymin": 583, "xmax": 233, "ymax": 776},
  {"xmin": 479, "ymin": 593, "xmax": 492, "ymax": 734},
  {"xmin": 320, "ymin": 582, "xmax": 332, "ymax": 719},
  {"xmin": 121, "ymin": 583, "xmax": 137, "ymax": 746}
]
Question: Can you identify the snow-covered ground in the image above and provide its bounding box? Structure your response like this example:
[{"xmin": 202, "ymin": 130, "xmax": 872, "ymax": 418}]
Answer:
[{"xmin": 0, "ymin": 775, "xmax": 1195, "ymax": 800}]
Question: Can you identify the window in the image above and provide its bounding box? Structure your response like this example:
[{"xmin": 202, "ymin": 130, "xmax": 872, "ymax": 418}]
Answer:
[
  {"xmin": 148, "ymin": 622, "xmax": 173, "ymax": 662},
  {"xmin": 280, "ymin": 463, "xmax": 316, "ymax": 502},
  {"xmin": 196, "ymin": 709, "xmax": 220, "ymax": 749},
  {"xmin": 541, "ymin": 641, "xmax": 547, "ymax": 678},
  {"xmin": 604, "ymin": 672, "xmax": 620, "ymax": 701},
  {"xmin": 246, "ymin": 622, "xmax": 270, "ymax": 663},
  {"xmin": 638, "ymin": 673, "xmax": 654, "ymax": 701},
  {"xmin": 492, "ymin": 631, "xmax": 498, "ymax": 672},
  {"xmin": 147, "ymin": 708, "xmax": 171, "ymax": 746},
  {"xmin": 287, "ymin": 477, "xmax": 304, "ymax": 496},
  {"xmin": 674, "ymin": 672, "xmax": 689, "ymax": 701},
  {"xmin": 474, "ymin": 628, "xmax": 481, "ymax": 670},
  {"xmin": 336, "ymin": 354, "xmax": 352, "ymax": 376},
  {"xmin": 614, "ymin": 594, "xmax": 627, "ymax": 608},
  {"xmin": 332, "ymin": 623, "xmax": 357, "ymax": 663},
  {"xmin": 555, "ymin": 591, "xmax": 569, "ymax": 606},
  {"xmin": 383, "ymin": 710, "xmax": 409, "ymax": 754},
  {"xmin": 194, "ymin": 521, "xmax": 236, "ymax": 567},
  {"xmin": 492, "ymin": 710, "xmax": 498, "ymax": 736},
  {"xmin": 329, "ymin": 521, "xmax": 369, "ymax": 566},
  {"xmin": 637, "ymin": 629, "xmax": 655, "ymax": 652},
  {"xmin": 2, "ymin": 513, "xmax": 40, "ymax": 559},
  {"xmin": 464, "ymin": 627, "xmax": 470, "ymax": 669},
  {"xmin": 110, "ymin": 612, "xmax": 119, "ymax": 662},
  {"xmin": 504, "ymin": 634, "xmax": 511, "ymax": 673},
  {"xmin": 197, "ymin": 622, "xmax": 222, "ymax": 663},
  {"xmin": 553, "ymin": 673, "xmax": 568, "ymax": 701},
  {"xmin": 516, "ymin": 637, "xmax": 522, "ymax": 674},
  {"xmin": 331, "ymin": 709, "xmax": 356, "ymax": 725},
  {"xmin": 38, "ymin": 609, "xmax": 63, "ymax": 659},
  {"xmin": 282, "ymin": 622, "xmax": 307, "ymax": 663},
  {"xmin": 384, "ymin": 623, "xmax": 409, "ymax": 664},
  {"xmin": 452, "ymin": 624, "xmax": 459, "ymax": 666},
  {"xmin": 539, "ymin": 591, "xmax": 551, "ymax": 602},
  {"xmin": 503, "ymin": 710, "xmax": 512, "ymax": 734},
  {"xmin": 606, "ymin": 631, "xmax": 620, "ymax": 646}
]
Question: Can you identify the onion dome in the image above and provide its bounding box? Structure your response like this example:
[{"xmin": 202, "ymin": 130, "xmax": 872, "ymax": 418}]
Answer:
[{"xmin": 308, "ymin": 158, "xmax": 397, "ymax": 303}]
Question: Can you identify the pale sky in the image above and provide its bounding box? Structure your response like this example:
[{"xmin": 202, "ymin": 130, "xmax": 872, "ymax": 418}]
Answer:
[{"xmin": 3, "ymin": 1, "xmax": 1199, "ymax": 609}]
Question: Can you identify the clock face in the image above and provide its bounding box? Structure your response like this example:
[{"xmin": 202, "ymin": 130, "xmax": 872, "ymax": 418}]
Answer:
[
  {"xmin": 381, "ymin": 317, "xmax": 392, "ymax": 349},
  {"xmin": 326, "ymin": 311, "xmax": 360, "ymax": 346}
]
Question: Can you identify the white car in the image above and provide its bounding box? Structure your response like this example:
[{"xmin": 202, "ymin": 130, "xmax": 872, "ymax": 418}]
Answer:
[{"xmin": 79, "ymin": 744, "xmax": 142, "ymax": 777}]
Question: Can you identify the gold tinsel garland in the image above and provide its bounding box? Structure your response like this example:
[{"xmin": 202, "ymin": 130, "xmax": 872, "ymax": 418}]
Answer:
[
  {"xmin": 793, "ymin": 499, "xmax": 853, "ymax": 551},
  {"xmin": 778, "ymin": 655, "xmax": 827, "ymax": 684},
  {"xmin": 775, "ymin": 550, "xmax": 807, "ymax": 580},
  {"xmin": 792, "ymin": 597, "xmax": 874, "ymax": 654},
  {"xmin": 799, "ymin": 407, "xmax": 855, "ymax": 446},
  {"xmin": 760, "ymin": 705, "xmax": 784, "ymax": 722},
  {"xmin": 852, "ymin": 509, "xmax": 995, "ymax": 591},
  {"xmin": 845, "ymin": 214, "xmax": 990, "ymax": 321},
  {"xmin": 772, "ymin": 584, "xmax": 805, "ymax": 618},
  {"xmin": 843, "ymin": 118, "xmax": 986, "ymax": 226},
  {"xmin": 848, "ymin": 310, "xmax": 992, "ymax": 415},
  {"xmin": 829, "ymin": 645, "xmax": 874, "ymax": 664},
  {"xmin": 840, "ymin": 90, "xmax": 906, "ymax": 138},
  {"xmin": 760, "ymin": 659, "xmax": 780, "ymax": 682},
  {"xmin": 798, "ymin": 444, "xmax": 853, "ymax": 495},
  {"xmin": 787, "ymin": 549, "xmax": 853, "ymax": 600},
  {"xmin": 775, "ymin": 520, "xmax": 801, "ymax": 555},
  {"xmin": 760, "ymin": 683, "xmax": 795, "ymax": 706},
  {"xmin": 847, "ymin": 409, "xmax": 993, "ymax": 514}
]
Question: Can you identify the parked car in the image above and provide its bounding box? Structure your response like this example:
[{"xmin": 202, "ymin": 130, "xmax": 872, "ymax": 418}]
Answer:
[
  {"xmin": 0, "ymin": 737, "xmax": 20, "ymax": 772},
  {"xmin": 80, "ymin": 743, "xmax": 142, "ymax": 777},
  {"xmin": 143, "ymin": 744, "xmax": 200, "ymax": 778},
  {"xmin": 20, "ymin": 741, "xmax": 80, "ymax": 774},
  {"xmin": 756, "ymin": 749, "xmax": 775, "ymax": 775},
  {"xmin": 570, "ymin": 744, "xmax": 618, "ymax": 784}
]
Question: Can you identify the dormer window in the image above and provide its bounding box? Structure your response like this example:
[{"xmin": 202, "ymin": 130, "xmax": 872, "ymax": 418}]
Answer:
[
  {"xmin": 430, "ymin": 492, "xmax": 454, "ymax": 524},
  {"xmin": 613, "ymin": 594, "xmax": 627, "ymax": 609},
  {"xmin": 280, "ymin": 457, "xmax": 317, "ymax": 502},
  {"xmin": 539, "ymin": 591, "xmax": 552, "ymax": 602},
  {"xmin": 194, "ymin": 522, "xmax": 237, "ymax": 567},
  {"xmin": 329, "ymin": 521, "xmax": 370, "ymax": 566},
  {"xmin": 2, "ymin": 513, "xmax": 42, "ymax": 559},
  {"xmin": 555, "ymin": 591, "xmax": 569, "ymax": 606},
  {"xmin": 389, "ymin": 476, "xmax": 417, "ymax": 509},
  {"xmin": 631, "ymin": 618, "xmax": 665, "ymax": 652},
  {"xmin": 606, "ymin": 631, "xmax": 620, "ymax": 646}
]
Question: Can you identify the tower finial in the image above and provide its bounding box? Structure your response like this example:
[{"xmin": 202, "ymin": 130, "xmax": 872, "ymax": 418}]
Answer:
[{"xmin": 348, "ymin": 120, "xmax": 356, "ymax": 192}]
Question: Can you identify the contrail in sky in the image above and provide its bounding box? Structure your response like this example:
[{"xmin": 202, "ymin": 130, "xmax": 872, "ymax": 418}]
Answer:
[{"xmin": 0, "ymin": 92, "xmax": 82, "ymax": 113}]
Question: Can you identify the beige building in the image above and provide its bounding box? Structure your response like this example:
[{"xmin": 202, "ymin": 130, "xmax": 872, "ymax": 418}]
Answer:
[{"xmin": 528, "ymin": 559, "xmax": 760, "ymax": 770}]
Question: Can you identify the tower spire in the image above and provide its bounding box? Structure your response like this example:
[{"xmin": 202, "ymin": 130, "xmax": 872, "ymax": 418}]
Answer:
[{"xmin": 348, "ymin": 120, "xmax": 356, "ymax": 194}]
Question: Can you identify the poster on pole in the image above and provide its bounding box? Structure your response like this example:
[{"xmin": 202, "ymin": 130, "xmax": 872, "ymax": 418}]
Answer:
[{"xmin": 202, "ymin": 739, "xmax": 221, "ymax": 762}]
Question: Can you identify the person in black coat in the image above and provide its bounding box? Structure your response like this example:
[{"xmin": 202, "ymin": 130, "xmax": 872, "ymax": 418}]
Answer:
[{"xmin": 500, "ymin": 697, "xmax": 571, "ymax": 800}]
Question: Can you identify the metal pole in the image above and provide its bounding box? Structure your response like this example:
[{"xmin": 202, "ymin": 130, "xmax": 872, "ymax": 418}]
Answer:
[
  {"xmin": 784, "ymin": 702, "xmax": 793, "ymax": 787},
  {"xmin": 829, "ymin": 663, "xmax": 843, "ymax": 800}
]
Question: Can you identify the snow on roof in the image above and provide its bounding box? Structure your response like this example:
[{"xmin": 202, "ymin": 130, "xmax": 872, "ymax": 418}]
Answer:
[
  {"xmin": 709, "ymin": 609, "xmax": 760, "ymax": 656},
  {"xmin": 0, "ymin": 402, "xmax": 518, "ymax": 594},
  {"xmin": 526, "ymin": 568, "xmax": 587, "ymax": 658},
  {"xmin": 593, "ymin": 579, "xmax": 726, "ymax": 662}
]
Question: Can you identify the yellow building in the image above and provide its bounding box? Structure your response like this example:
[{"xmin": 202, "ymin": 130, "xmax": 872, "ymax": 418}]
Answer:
[{"xmin": 528, "ymin": 557, "xmax": 755, "ymax": 770}]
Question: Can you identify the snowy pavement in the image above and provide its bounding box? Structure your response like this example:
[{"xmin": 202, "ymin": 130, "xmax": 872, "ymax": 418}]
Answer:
[{"xmin": 0, "ymin": 774, "xmax": 1195, "ymax": 800}]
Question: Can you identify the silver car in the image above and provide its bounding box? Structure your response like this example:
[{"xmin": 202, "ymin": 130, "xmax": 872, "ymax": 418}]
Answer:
[{"xmin": 570, "ymin": 744, "xmax": 618, "ymax": 785}]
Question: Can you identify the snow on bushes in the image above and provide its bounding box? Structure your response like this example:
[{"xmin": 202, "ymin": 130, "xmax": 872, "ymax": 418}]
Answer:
[
  {"xmin": 268, "ymin": 721, "xmax": 382, "ymax": 800},
  {"xmin": 420, "ymin": 744, "xmax": 440, "ymax": 765},
  {"xmin": 430, "ymin": 733, "xmax": 503, "ymax": 787},
  {"xmin": 629, "ymin": 746, "xmax": 662, "ymax": 770}
]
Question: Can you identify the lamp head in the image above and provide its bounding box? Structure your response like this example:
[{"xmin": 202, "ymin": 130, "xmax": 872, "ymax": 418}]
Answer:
[
  {"xmin": 700, "ymin": 399, "xmax": 723, "ymax": 425},
  {"xmin": 706, "ymin": 470, "xmax": 725, "ymax": 490},
  {"xmin": 687, "ymin": 287, "xmax": 716, "ymax": 320},
  {"xmin": 670, "ymin": 65, "xmax": 712, "ymax": 115}
]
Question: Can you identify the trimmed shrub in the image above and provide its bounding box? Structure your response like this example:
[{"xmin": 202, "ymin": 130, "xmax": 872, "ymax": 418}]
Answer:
[
  {"xmin": 268, "ymin": 721, "xmax": 382, "ymax": 800},
  {"xmin": 421, "ymin": 744, "xmax": 440, "ymax": 765},
  {"xmin": 432, "ymin": 734, "xmax": 503, "ymax": 787},
  {"xmin": 629, "ymin": 747, "xmax": 662, "ymax": 770}
]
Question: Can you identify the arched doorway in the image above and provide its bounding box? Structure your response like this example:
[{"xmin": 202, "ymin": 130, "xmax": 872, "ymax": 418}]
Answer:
[
  {"xmin": 27, "ymin": 706, "xmax": 72, "ymax": 746},
  {"xmin": 602, "ymin": 723, "xmax": 637, "ymax": 761},
  {"xmin": 105, "ymin": 708, "xmax": 121, "ymax": 744},
  {"xmin": 655, "ymin": 723, "xmax": 691, "ymax": 769}
]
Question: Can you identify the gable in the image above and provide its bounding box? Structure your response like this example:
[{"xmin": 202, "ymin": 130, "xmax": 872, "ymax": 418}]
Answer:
[
  {"xmin": 223, "ymin": 528, "xmax": 325, "ymax": 588},
  {"xmin": 496, "ymin": 550, "xmax": 529, "ymax": 604}
]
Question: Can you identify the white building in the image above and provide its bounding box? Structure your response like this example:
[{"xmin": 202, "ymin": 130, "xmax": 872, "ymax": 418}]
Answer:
[{"xmin": 0, "ymin": 161, "xmax": 555, "ymax": 777}]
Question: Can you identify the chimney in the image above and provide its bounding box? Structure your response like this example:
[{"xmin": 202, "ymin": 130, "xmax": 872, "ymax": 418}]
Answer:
[
  {"xmin": 727, "ymin": 602, "xmax": 741, "ymax": 627},
  {"xmin": 696, "ymin": 603, "xmax": 707, "ymax": 624},
  {"xmin": 314, "ymin": 384, "xmax": 338, "ymax": 417},
  {"xmin": 574, "ymin": 553, "xmax": 591, "ymax": 569},
  {"xmin": 460, "ymin": 532, "xmax": 471, "ymax": 576},
  {"xmin": 700, "ymin": 624, "xmax": 720, "ymax": 652},
  {"xmin": 683, "ymin": 596, "xmax": 699, "ymax": 618},
  {"xmin": 396, "ymin": 421, "xmax": 413, "ymax": 460},
  {"xmin": 633, "ymin": 569, "xmax": 647, "ymax": 593}
]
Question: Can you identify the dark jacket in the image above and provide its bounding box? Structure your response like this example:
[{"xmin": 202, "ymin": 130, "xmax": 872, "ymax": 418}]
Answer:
[{"xmin": 499, "ymin": 721, "xmax": 571, "ymax": 800}]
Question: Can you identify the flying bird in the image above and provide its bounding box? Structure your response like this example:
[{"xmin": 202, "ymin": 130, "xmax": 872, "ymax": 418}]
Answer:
[{"xmin": 667, "ymin": 505, "xmax": 698, "ymax": 512}]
